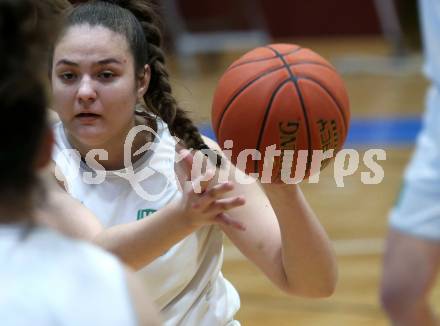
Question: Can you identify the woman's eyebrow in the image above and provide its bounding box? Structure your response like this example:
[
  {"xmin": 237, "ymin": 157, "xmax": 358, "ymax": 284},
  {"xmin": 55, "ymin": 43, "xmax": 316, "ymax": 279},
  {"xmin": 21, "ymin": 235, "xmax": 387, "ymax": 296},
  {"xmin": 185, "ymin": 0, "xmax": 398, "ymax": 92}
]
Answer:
[
  {"xmin": 55, "ymin": 59, "xmax": 79, "ymax": 67},
  {"xmin": 96, "ymin": 58, "xmax": 123, "ymax": 66},
  {"xmin": 55, "ymin": 58, "xmax": 123, "ymax": 67}
]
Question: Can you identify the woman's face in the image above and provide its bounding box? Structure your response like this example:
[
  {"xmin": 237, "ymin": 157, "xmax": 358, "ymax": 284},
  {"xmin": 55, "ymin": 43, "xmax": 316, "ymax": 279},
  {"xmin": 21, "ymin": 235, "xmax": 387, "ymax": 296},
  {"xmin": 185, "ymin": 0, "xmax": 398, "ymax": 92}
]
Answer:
[{"xmin": 51, "ymin": 24, "xmax": 149, "ymax": 148}]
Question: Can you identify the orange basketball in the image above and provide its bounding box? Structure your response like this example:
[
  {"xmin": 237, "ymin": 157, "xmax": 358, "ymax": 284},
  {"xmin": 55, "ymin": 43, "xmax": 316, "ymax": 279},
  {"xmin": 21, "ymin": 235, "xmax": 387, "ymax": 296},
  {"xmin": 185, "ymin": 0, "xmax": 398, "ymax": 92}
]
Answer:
[{"xmin": 211, "ymin": 43, "xmax": 350, "ymax": 183}]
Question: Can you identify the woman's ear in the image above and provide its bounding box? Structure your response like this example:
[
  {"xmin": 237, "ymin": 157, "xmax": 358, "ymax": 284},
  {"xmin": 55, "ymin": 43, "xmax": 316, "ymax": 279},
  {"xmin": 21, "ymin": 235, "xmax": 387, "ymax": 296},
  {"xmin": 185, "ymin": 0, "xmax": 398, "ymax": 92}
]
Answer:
[
  {"xmin": 34, "ymin": 128, "xmax": 54, "ymax": 170},
  {"xmin": 137, "ymin": 64, "xmax": 151, "ymax": 99}
]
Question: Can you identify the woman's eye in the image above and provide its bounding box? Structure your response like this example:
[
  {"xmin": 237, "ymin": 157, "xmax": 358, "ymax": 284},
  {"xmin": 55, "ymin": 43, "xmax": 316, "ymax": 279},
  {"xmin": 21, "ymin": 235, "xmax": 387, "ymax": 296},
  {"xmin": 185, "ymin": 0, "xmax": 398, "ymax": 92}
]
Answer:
[
  {"xmin": 60, "ymin": 72, "xmax": 76, "ymax": 81},
  {"xmin": 98, "ymin": 71, "xmax": 115, "ymax": 80}
]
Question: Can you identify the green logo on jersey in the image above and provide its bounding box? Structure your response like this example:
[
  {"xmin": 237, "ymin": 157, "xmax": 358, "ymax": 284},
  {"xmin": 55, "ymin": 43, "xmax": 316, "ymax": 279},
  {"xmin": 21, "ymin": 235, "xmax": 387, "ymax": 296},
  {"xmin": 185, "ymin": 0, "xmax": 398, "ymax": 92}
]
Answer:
[{"xmin": 136, "ymin": 208, "xmax": 157, "ymax": 220}]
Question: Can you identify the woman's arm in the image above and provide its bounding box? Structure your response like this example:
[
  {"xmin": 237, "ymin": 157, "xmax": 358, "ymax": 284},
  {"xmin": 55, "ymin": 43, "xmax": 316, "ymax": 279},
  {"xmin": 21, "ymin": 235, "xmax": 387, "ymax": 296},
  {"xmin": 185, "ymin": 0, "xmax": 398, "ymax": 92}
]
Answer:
[
  {"xmin": 203, "ymin": 136, "xmax": 337, "ymax": 298},
  {"xmin": 36, "ymin": 168, "xmax": 103, "ymax": 239},
  {"xmin": 37, "ymin": 162, "xmax": 244, "ymax": 270},
  {"xmin": 94, "ymin": 166, "xmax": 244, "ymax": 270}
]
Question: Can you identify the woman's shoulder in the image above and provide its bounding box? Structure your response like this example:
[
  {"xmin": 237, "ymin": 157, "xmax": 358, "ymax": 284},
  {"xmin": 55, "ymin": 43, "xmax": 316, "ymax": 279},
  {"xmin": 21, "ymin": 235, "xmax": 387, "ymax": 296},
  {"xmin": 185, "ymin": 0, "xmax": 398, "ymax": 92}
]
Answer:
[
  {"xmin": 26, "ymin": 227, "xmax": 118, "ymax": 266},
  {"xmin": 0, "ymin": 227, "xmax": 138, "ymax": 325},
  {"xmin": 0, "ymin": 225, "xmax": 125, "ymax": 284},
  {"xmin": 15, "ymin": 227, "xmax": 128, "ymax": 295}
]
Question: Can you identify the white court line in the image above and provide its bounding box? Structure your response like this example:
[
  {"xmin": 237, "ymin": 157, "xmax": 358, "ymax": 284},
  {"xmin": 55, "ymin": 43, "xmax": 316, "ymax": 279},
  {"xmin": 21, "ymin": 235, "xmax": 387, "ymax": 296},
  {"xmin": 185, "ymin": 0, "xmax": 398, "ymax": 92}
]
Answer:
[{"xmin": 224, "ymin": 238, "xmax": 385, "ymax": 261}]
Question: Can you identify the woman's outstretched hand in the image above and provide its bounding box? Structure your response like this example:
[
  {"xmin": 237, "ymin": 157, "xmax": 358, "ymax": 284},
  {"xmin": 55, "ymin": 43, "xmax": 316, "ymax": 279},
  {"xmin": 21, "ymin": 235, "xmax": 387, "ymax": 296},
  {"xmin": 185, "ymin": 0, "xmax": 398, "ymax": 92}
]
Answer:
[{"xmin": 173, "ymin": 148, "xmax": 246, "ymax": 231}]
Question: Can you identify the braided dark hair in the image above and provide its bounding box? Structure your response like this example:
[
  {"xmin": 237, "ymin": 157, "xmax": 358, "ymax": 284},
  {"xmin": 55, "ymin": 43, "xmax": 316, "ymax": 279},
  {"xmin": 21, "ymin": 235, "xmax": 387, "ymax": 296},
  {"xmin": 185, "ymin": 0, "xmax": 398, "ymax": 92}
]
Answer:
[{"xmin": 57, "ymin": 0, "xmax": 221, "ymax": 163}]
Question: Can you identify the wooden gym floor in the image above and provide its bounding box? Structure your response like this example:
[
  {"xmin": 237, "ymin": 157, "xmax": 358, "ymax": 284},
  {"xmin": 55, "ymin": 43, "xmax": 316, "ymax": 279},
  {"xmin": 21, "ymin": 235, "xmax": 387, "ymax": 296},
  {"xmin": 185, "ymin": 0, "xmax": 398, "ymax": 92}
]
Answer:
[{"xmin": 169, "ymin": 36, "xmax": 440, "ymax": 325}]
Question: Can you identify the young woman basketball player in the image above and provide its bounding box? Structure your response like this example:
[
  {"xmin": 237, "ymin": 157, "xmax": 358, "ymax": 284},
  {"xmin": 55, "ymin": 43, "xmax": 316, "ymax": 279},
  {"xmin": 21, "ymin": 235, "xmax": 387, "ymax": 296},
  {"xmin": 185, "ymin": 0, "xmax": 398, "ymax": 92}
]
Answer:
[
  {"xmin": 49, "ymin": 1, "xmax": 337, "ymax": 324},
  {"xmin": 0, "ymin": 0, "xmax": 160, "ymax": 324}
]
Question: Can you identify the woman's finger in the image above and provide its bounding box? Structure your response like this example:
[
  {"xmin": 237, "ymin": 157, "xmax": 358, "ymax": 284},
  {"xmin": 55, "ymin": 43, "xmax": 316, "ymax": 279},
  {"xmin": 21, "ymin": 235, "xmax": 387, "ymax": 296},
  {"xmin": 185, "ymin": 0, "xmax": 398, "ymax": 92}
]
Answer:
[
  {"xmin": 193, "ymin": 168, "xmax": 216, "ymax": 194},
  {"xmin": 215, "ymin": 212, "xmax": 246, "ymax": 231},
  {"xmin": 192, "ymin": 182, "xmax": 234, "ymax": 211},
  {"xmin": 206, "ymin": 196, "xmax": 246, "ymax": 215}
]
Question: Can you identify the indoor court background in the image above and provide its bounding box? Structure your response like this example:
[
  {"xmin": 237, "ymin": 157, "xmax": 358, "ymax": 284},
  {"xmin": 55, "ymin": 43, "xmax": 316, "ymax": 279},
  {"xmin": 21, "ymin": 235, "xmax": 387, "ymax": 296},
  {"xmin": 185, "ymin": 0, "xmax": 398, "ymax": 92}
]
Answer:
[{"xmin": 162, "ymin": 0, "xmax": 440, "ymax": 324}]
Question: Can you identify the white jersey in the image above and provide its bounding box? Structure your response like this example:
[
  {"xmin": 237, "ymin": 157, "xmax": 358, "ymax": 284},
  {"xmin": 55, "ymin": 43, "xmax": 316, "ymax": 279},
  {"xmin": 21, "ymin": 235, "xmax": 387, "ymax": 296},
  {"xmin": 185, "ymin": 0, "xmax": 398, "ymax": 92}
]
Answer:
[
  {"xmin": 0, "ymin": 225, "xmax": 137, "ymax": 326},
  {"xmin": 52, "ymin": 120, "xmax": 240, "ymax": 325},
  {"xmin": 420, "ymin": 0, "xmax": 440, "ymax": 85}
]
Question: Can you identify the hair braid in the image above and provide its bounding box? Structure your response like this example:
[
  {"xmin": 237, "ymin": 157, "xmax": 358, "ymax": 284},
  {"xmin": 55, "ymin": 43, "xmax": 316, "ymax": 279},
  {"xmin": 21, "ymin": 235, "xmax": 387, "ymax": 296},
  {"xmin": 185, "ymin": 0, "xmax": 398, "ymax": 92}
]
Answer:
[{"xmin": 108, "ymin": 1, "xmax": 216, "ymax": 155}]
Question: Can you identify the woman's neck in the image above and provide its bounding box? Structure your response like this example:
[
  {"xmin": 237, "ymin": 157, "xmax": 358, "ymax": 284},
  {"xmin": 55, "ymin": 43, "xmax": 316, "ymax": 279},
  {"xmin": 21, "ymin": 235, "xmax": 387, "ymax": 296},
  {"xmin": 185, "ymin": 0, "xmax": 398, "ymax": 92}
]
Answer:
[{"xmin": 66, "ymin": 117, "xmax": 153, "ymax": 171}]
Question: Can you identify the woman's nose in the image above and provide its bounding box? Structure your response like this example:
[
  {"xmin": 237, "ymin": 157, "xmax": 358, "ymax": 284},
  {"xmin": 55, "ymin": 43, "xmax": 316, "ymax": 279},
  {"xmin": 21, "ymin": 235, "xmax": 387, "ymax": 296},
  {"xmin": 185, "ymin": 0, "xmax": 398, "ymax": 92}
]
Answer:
[{"xmin": 77, "ymin": 76, "xmax": 97, "ymax": 104}]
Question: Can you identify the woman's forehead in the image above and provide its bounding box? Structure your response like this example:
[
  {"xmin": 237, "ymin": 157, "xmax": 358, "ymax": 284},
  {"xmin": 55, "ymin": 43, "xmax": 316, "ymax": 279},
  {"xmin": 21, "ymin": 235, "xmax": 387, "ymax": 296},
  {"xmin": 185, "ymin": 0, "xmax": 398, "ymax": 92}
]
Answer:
[{"xmin": 54, "ymin": 24, "xmax": 132, "ymax": 62}]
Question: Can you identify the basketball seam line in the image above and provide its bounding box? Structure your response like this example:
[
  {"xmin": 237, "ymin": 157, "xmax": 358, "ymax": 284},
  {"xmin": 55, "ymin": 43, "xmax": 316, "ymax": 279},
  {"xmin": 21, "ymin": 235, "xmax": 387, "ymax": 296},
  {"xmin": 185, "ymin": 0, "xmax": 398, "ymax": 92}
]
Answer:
[
  {"xmin": 266, "ymin": 45, "xmax": 313, "ymax": 174},
  {"xmin": 215, "ymin": 62, "xmax": 336, "ymax": 136},
  {"xmin": 254, "ymin": 78, "xmax": 292, "ymax": 174},
  {"xmin": 265, "ymin": 46, "xmax": 337, "ymax": 73},
  {"xmin": 298, "ymin": 76, "xmax": 348, "ymax": 136},
  {"xmin": 227, "ymin": 47, "xmax": 302, "ymax": 72},
  {"xmin": 215, "ymin": 65, "xmax": 286, "ymax": 136}
]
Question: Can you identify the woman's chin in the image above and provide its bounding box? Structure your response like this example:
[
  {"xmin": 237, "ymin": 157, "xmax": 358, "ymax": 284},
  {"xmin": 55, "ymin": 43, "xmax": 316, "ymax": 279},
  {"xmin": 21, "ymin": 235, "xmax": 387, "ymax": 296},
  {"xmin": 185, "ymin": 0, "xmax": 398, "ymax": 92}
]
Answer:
[{"xmin": 69, "ymin": 127, "xmax": 109, "ymax": 149}]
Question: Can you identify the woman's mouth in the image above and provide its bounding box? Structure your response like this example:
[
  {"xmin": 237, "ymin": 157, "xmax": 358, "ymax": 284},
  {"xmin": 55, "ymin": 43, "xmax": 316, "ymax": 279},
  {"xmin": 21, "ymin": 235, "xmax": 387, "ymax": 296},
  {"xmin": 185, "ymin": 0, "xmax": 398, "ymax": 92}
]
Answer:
[{"xmin": 75, "ymin": 113, "xmax": 101, "ymax": 123}]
